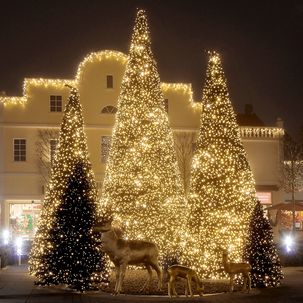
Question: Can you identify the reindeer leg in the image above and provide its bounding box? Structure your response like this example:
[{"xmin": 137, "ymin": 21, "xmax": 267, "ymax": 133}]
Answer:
[
  {"xmin": 229, "ymin": 274, "xmax": 235, "ymax": 294},
  {"xmin": 247, "ymin": 275, "xmax": 251, "ymax": 293},
  {"xmin": 185, "ymin": 278, "xmax": 189, "ymax": 297},
  {"xmin": 140, "ymin": 264, "xmax": 152, "ymax": 292},
  {"xmin": 151, "ymin": 260, "xmax": 162, "ymax": 291},
  {"xmin": 168, "ymin": 276, "xmax": 174, "ymax": 298},
  {"xmin": 113, "ymin": 265, "xmax": 120, "ymax": 294},
  {"xmin": 188, "ymin": 276, "xmax": 194, "ymax": 298},
  {"xmin": 172, "ymin": 278, "xmax": 179, "ymax": 298},
  {"xmin": 242, "ymin": 276, "xmax": 247, "ymax": 293},
  {"xmin": 115, "ymin": 263, "xmax": 127, "ymax": 296}
]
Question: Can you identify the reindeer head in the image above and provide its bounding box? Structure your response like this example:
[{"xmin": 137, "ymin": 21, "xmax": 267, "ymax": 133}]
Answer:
[
  {"xmin": 217, "ymin": 245, "xmax": 229, "ymax": 256},
  {"xmin": 93, "ymin": 216, "xmax": 113, "ymax": 233}
]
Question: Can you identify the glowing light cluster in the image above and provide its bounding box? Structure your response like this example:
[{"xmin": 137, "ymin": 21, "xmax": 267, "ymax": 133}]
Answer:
[
  {"xmin": 183, "ymin": 51, "xmax": 258, "ymax": 279},
  {"xmin": 240, "ymin": 127, "xmax": 284, "ymax": 138},
  {"xmin": 28, "ymin": 86, "xmax": 108, "ymax": 288},
  {"xmin": 75, "ymin": 50, "xmax": 128, "ymax": 82},
  {"xmin": 101, "ymin": 10, "xmax": 187, "ymax": 259}
]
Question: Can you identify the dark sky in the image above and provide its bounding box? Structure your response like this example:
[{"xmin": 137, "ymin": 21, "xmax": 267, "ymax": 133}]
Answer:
[{"xmin": 1, "ymin": 0, "xmax": 303, "ymax": 136}]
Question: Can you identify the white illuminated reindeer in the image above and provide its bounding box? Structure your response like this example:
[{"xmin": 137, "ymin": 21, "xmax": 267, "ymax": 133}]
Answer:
[
  {"xmin": 93, "ymin": 216, "xmax": 162, "ymax": 296},
  {"xmin": 218, "ymin": 246, "xmax": 252, "ymax": 294}
]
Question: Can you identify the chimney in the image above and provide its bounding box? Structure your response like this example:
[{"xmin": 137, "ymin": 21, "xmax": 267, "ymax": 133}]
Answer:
[
  {"xmin": 245, "ymin": 104, "xmax": 253, "ymax": 115},
  {"xmin": 276, "ymin": 117, "xmax": 284, "ymax": 128}
]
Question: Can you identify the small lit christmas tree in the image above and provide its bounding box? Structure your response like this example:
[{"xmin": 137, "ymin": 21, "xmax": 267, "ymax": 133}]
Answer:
[
  {"xmin": 184, "ymin": 51, "xmax": 258, "ymax": 278},
  {"xmin": 43, "ymin": 162, "xmax": 108, "ymax": 290},
  {"xmin": 29, "ymin": 86, "xmax": 105, "ymax": 282},
  {"xmin": 243, "ymin": 201, "xmax": 283, "ymax": 287},
  {"xmin": 102, "ymin": 10, "xmax": 186, "ymax": 259}
]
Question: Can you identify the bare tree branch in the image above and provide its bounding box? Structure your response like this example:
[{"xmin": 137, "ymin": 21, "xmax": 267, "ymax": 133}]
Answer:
[
  {"xmin": 173, "ymin": 131, "xmax": 195, "ymax": 194},
  {"xmin": 35, "ymin": 129, "xmax": 59, "ymax": 184}
]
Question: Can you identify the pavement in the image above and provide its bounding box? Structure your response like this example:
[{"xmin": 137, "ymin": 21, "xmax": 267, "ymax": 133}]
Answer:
[{"xmin": 0, "ymin": 265, "xmax": 303, "ymax": 303}]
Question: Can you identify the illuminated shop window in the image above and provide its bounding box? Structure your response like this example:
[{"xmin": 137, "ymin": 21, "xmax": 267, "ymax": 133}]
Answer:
[
  {"xmin": 101, "ymin": 105, "xmax": 118, "ymax": 114},
  {"xmin": 164, "ymin": 98, "xmax": 169, "ymax": 114},
  {"xmin": 9, "ymin": 203, "xmax": 41, "ymax": 239},
  {"xmin": 14, "ymin": 139, "xmax": 26, "ymax": 162},
  {"xmin": 256, "ymin": 192, "xmax": 272, "ymax": 218},
  {"xmin": 50, "ymin": 95, "xmax": 62, "ymax": 112},
  {"xmin": 106, "ymin": 75, "xmax": 114, "ymax": 88},
  {"xmin": 50, "ymin": 139, "xmax": 58, "ymax": 161},
  {"xmin": 101, "ymin": 135, "xmax": 112, "ymax": 163}
]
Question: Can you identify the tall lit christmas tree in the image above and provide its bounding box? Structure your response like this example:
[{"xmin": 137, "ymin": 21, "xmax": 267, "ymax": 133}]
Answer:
[
  {"xmin": 101, "ymin": 10, "xmax": 186, "ymax": 258},
  {"xmin": 184, "ymin": 51, "xmax": 258, "ymax": 278},
  {"xmin": 29, "ymin": 86, "xmax": 106, "ymax": 283},
  {"xmin": 243, "ymin": 201, "xmax": 283, "ymax": 287}
]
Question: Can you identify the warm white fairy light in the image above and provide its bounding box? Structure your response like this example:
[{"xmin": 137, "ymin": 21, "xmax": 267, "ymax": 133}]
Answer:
[
  {"xmin": 101, "ymin": 10, "xmax": 187, "ymax": 259},
  {"xmin": 183, "ymin": 51, "xmax": 258, "ymax": 279}
]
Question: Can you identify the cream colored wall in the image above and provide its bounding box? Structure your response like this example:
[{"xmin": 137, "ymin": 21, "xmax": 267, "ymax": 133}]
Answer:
[
  {"xmin": 3, "ymin": 86, "xmax": 70, "ymax": 124},
  {"xmin": 162, "ymin": 87, "xmax": 200, "ymax": 129},
  {"xmin": 242, "ymin": 138, "xmax": 280, "ymax": 185},
  {"xmin": 78, "ymin": 56, "xmax": 125, "ymax": 126}
]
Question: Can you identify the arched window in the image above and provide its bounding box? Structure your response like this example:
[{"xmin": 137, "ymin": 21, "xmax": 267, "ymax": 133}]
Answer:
[{"xmin": 101, "ymin": 105, "xmax": 118, "ymax": 114}]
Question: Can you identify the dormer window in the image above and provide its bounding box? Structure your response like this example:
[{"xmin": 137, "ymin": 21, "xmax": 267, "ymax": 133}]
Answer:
[
  {"xmin": 107, "ymin": 75, "xmax": 114, "ymax": 88},
  {"xmin": 101, "ymin": 105, "xmax": 118, "ymax": 114}
]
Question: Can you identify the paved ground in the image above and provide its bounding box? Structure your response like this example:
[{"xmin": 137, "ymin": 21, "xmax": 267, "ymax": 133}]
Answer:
[{"xmin": 0, "ymin": 265, "xmax": 303, "ymax": 303}]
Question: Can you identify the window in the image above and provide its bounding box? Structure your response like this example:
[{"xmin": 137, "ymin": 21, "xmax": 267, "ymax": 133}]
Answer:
[
  {"xmin": 106, "ymin": 75, "xmax": 114, "ymax": 88},
  {"xmin": 14, "ymin": 139, "xmax": 26, "ymax": 162},
  {"xmin": 50, "ymin": 95, "xmax": 62, "ymax": 112},
  {"xmin": 164, "ymin": 98, "xmax": 169, "ymax": 114},
  {"xmin": 50, "ymin": 139, "xmax": 58, "ymax": 162},
  {"xmin": 101, "ymin": 105, "xmax": 118, "ymax": 114},
  {"xmin": 10, "ymin": 203, "xmax": 41, "ymax": 239},
  {"xmin": 101, "ymin": 136, "xmax": 112, "ymax": 163}
]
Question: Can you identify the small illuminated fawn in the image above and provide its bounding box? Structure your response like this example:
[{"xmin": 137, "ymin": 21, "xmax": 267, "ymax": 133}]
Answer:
[
  {"xmin": 93, "ymin": 216, "xmax": 162, "ymax": 296},
  {"xmin": 219, "ymin": 246, "xmax": 252, "ymax": 294},
  {"xmin": 167, "ymin": 265, "xmax": 204, "ymax": 298}
]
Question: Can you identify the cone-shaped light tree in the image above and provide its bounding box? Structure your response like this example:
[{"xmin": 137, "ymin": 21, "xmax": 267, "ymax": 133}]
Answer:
[
  {"xmin": 101, "ymin": 10, "xmax": 186, "ymax": 258},
  {"xmin": 29, "ymin": 86, "xmax": 107, "ymax": 285},
  {"xmin": 184, "ymin": 51, "xmax": 258, "ymax": 278},
  {"xmin": 243, "ymin": 201, "xmax": 283, "ymax": 287}
]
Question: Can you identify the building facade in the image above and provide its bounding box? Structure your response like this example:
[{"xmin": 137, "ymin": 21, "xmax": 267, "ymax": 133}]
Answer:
[{"xmin": 0, "ymin": 50, "xmax": 285, "ymax": 241}]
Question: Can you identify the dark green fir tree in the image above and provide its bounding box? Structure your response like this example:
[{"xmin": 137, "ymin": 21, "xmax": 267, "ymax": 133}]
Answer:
[
  {"xmin": 45, "ymin": 162, "xmax": 108, "ymax": 290},
  {"xmin": 243, "ymin": 201, "xmax": 284, "ymax": 287}
]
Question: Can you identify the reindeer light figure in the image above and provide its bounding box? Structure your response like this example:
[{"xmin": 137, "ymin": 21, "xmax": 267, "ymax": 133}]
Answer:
[
  {"xmin": 93, "ymin": 216, "xmax": 162, "ymax": 296},
  {"xmin": 219, "ymin": 246, "xmax": 252, "ymax": 294},
  {"xmin": 167, "ymin": 265, "xmax": 204, "ymax": 298}
]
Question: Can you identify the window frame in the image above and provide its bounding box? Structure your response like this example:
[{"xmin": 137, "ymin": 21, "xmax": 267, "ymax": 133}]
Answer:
[
  {"xmin": 101, "ymin": 105, "xmax": 118, "ymax": 114},
  {"xmin": 49, "ymin": 95, "xmax": 63, "ymax": 112},
  {"xmin": 13, "ymin": 138, "xmax": 27, "ymax": 162},
  {"xmin": 106, "ymin": 75, "xmax": 114, "ymax": 89}
]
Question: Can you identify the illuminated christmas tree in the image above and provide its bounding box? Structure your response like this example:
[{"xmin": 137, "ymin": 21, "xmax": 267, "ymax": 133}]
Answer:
[
  {"xmin": 243, "ymin": 201, "xmax": 283, "ymax": 287},
  {"xmin": 101, "ymin": 10, "xmax": 186, "ymax": 259},
  {"xmin": 29, "ymin": 86, "xmax": 106, "ymax": 283},
  {"xmin": 43, "ymin": 162, "xmax": 108, "ymax": 290},
  {"xmin": 184, "ymin": 51, "xmax": 258, "ymax": 278}
]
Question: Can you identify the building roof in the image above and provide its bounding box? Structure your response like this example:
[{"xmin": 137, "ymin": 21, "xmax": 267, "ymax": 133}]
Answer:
[
  {"xmin": 236, "ymin": 104, "xmax": 266, "ymax": 127},
  {"xmin": 236, "ymin": 113, "xmax": 266, "ymax": 127}
]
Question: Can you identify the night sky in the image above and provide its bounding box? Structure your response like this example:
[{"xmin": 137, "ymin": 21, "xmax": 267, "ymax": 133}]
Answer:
[{"xmin": 1, "ymin": 0, "xmax": 303, "ymax": 136}]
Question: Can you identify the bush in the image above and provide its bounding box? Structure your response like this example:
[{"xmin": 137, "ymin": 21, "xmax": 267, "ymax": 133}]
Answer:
[
  {"xmin": 0, "ymin": 245, "xmax": 16, "ymax": 268},
  {"xmin": 278, "ymin": 241, "xmax": 303, "ymax": 267}
]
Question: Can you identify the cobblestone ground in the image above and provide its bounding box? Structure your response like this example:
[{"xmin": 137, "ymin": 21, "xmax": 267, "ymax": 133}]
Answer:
[{"xmin": 0, "ymin": 265, "xmax": 303, "ymax": 302}]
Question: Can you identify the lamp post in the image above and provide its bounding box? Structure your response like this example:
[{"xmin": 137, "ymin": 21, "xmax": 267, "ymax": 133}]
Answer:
[{"xmin": 15, "ymin": 237, "xmax": 22, "ymax": 266}]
